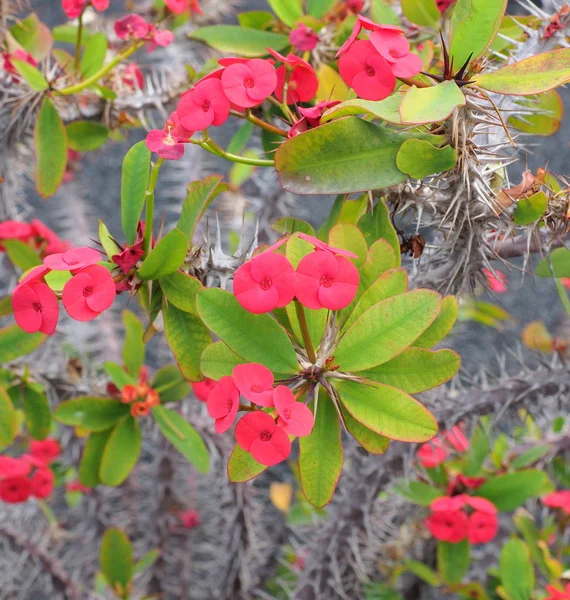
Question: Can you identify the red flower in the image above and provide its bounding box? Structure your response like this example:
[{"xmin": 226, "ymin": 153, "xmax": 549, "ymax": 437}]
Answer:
[
  {"xmin": 165, "ymin": 0, "xmax": 188, "ymax": 13},
  {"xmin": 289, "ymin": 23, "xmax": 319, "ymax": 52},
  {"xmin": 2, "ymin": 50, "xmax": 38, "ymax": 79},
  {"xmin": 146, "ymin": 128, "xmax": 185, "ymax": 160},
  {"xmin": 114, "ymin": 14, "xmax": 150, "ymax": 39},
  {"xmin": 12, "ymin": 281, "xmax": 59, "ymax": 335},
  {"xmin": 436, "ymin": 0, "xmax": 455, "ymax": 12},
  {"xmin": 91, "ymin": 0, "xmax": 109, "ymax": 9},
  {"xmin": 232, "ymin": 363, "xmax": 274, "ymax": 407},
  {"xmin": 483, "ymin": 268, "xmax": 508, "ymax": 293},
  {"xmin": 467, "ymin": 510, "xmax": 498, "ymax": 544},
  {"xmin": 66, "ymin": 480, "xmax": 91, "ymax": 493},
  {"xmin": 168, "ymin": 111, "xmax": 194, "ymax": 140},
  {"xmin": 339, "ymin": 40, "xmax": 396, "ymax": 101},
  {"xmin": 235, "ymin": 411, "xmax": 291, "ymax": 466},
  {"xmin": 112, "ymin": 240, "xmax": 144, "ymax": 274},
  {"xmin": 298, "ymin": 100, "xmax": 340, "ymax": 127},
  {"xmin": 192, "ymin": 378, "xmax": 216, "ymax": 402},
  {"xmin": 131, "ymin": 401, "xmax": 151, "ymax": 417},
  {"xmin": 179, "ymin": 509, "xmax": 200, "ymax": 529},
  {"xmin": 267, "ymin": 50, "xmax": 318, "ymax": 105},
  {"xmin": 62, "ymin": 265, "xmax": 116, "ymax": 322},
  {"xmin": 206, "ymin": 376, "xmax": 240, "ymax": 433},
  {"xmin": 0, "ymin": 477, "xmax": 32, "ymax": 504},
  {"xmin": 0, "ymin": 220, "xmax": 34, "ymax": 247},
  {"xmin": 345, "ymin": 0, "xmax": 365, "ymax": 12},
  {"xmin": 233, "ymin": 251, "xmax": 297, "ymax": 314},
  {"xmin": 44, "ymin": 246, "xmax": 101, "ymax": 271},
  {"xmin": 273, "ymin": 385, "xmax": 314, "ymax": 437},
  {"xmin": 0, "ymin": 456, "xmax": 31, "ymax": 479},
  {"xmin": 121, "ymin": 384, "xmax": 137, "ymax": 404},
  {"xmin": 221, "ymin": 59, "xmax": 277, "ymax": 108},
  {"xmin": 122, "ymin": 63, "xmax": 145, "ymax": 89},
  {"xmin": 30, "ymin": 220, "xmax": 70, "ymax": 256},
  {"xmin": 444, "ymin": 425, "xmax": 470, "ymax": 453},
  {"xmin": 431, "ymin": 496, "xmax": 466, "ymax": 512},
  {"xmin": 177, "ymin": 79, "xmax": 230, "ymax": 130},
  {"xmin": 296, "ymin": 251, "xmax": 359, "ymax": 310},
  {"xmin": 542, "ymin": 490, "xmax": 570, "ymax": 515},
  {"xmin": 145, "ymin": 25, "xmax": 174, "ymax": 52},
  {"xmin": 417, "ymin": 441, "xmax": 447, "ymax": 468},
  {"xmin": 369, "ymin": 29, "xmax": 422, "ymax": 78},
  {"xmin": 30, "ymin": 468, "xmax": 55, "ymax": 499},
  {"xmin": 545, "ymin": 584, "xmax": 570, "ymax": 600},
  {"xmin": 30, "ymin": 439, "xmax": 61, "ymax": 465},
  {"xmin": 336, "ymin": 14, "xmax": 403, "ymax": 57},
  {"xmin": 425, "ymin": 509, "xmax": 468, "ymax": 543},
  {"xmin": 447, "ymin": 474, "xmax": 485, "ymax": 495},
  {"xmin": 62, "ymin": 0, "xmax": 86, "ymax": 19}
]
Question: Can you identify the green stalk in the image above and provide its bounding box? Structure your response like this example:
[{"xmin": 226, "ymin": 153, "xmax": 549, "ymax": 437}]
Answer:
[
  {"xmin": 193, "ymin": 138, "xmax": 274, "ymax": 167},
  {"xmin": 554, "ymin": 277, "xmax": 570, "ymax": 315},
  {"xmin": 143, "ymin": 157, "xmax": 165, "ymax": 254},
  {"xmin": 74, "ymin": 8, "xmax": 85, "ymax": 72},
  {"xmin": 295, "ymin": 300, "xmax": 317, "ymax": 364}
]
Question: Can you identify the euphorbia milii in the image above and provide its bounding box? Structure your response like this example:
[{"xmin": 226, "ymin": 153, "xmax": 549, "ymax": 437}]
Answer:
[
  {"xmin": 221, "ymin": 59, "xmax": 277, "ymax": 108},
  {"xmin": 177, "ymin": 79, "xmax": 230, "ymax": 130},
  {"xmin": 289, "ymin": 23, "xmax": 320, "ymax": 52},
  {"xmin": 62, "ymin": 265, "xmax": 116, "ymax": 321},
  {"xmin": 192, "ymin": 378, "xmax": 216, "ymax": 402},
  {"xmin": 232, "ymin": 363, "xmax": 274, "ymax": 407},
  {"xmin": 12, "ymin": 281, "xmax": 59, "ymax": 334},
  {"xmin": 273, "ymin": 386, "xmax": 314, "ymax": 437},
  {"xmin": 235, "ymin": 411, "xmax": 291, "ymax": 466},
  {"xmin": 206, "ymin": 376, "xmax": 240, "ymax": 433},
  {"xmin": 44, "ymin": 246, "xmax": 102, "ymax": 271}
]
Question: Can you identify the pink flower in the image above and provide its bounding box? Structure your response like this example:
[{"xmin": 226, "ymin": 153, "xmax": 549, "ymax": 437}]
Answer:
[
  {"xmin": 437, "ymin": 0, "xmax": 455, "ymax": 12},
  {"xmin": 62, "ymin": 265, "xmax": 116, "ymax": 322},
  {"xmin": 30, "ymin": 468, "xmax": 54, "ymax": 499},
  {"xmin": 235, "ymin": 411, "xmax": 291, "ymax": 466},
  {"xmin": 30, "ymin": 220, "xmax": 71, "ymax": 256},
  {"xmin": 562, "ymin": 278, "xmax": 570, "ymax": 289},
  {"xmin": 165, "ymin": 0, "xmax": 188, "ymax": 13},
  {"xmin": 444, "ymin": 425, "xmax": 470, "ymax": 453},
  {"xmin": 14, "ymin": 265, "xmax": 51, "ymax": 291},
  {"xmin": 425, "ymin": 509, "xmax": 468, "ymax": 543},
  {"xmin": 276, "ymin": 61, "xmax": 318, "ymax": 104},
  {"xmin": 447, "ymin": 474, "xmax": 485, "ymax": 495},
  {"xmin": 233, "ymin": 251, "xmax": 297, "ymax": 314},
  {"xmin": 12, "ymin": 281, "xmax": 59, "ymax": 335},
  {"xmin": 62, "ymin": 0, "xmax": 86, "ymax": 19},
  {"xmin": 177, "ymin": 79, "xmax": 230, "ymax": 130},
  {"xmin": 232, "ymin": 363, "xmax": 274, "ymax": 407},
  {"xmin": 339, "ymin": 40, "xmax": 396, "ymax": 101},
  {"xmin": 298, "ymin": 233, "xmax": 358, "ymax": 258},
  {"xmin": 66, "ymin": 480, "xmax": 91, "ymax": 493},
  {"xmin": 122, "ymin": 64, "xmax": 145, "ymax": 89},
  {"xmin": 483, "ymin": 268, "xmax": 508, "ymax": 293},
  {"xmin": 298, "ymin": 100, "xmax": 340, "ymax": 127},
  {"xmin": 112, "ymin": 240, "xmax": 144, "ymax": 274},
  {"xmin": 273, "ymin": 385, "xmax": 314, "ymax": 437},
  {"xmin": 545, "ymin": 584, "xmax": 570, "ymax": 600},
  {"xmin": 0, "ymin": 457, "xmax": 31, "ymax": 479},
  {"xmin": 0, "ymin": 220, "xmax": 34, "ymax": 247},
  {"xmin": 0, "ymin": 477, "xmax": 32, "ymax": 504},
  {"xmin": 167, "ymin": 111, "xmax": 194, "ymax": 140},
  {"xmin": 206, "ymin": 376, "xmax": 240, "ymax": 433},
  {"xmin": 221, "ymin": 59, "xmax": 277, "ymax": 109},
  {"xmin": 369, "ymin": 29, "xmax": 422, "ymax": 78},
  {"xmin": 345, "ymin": 0, "xmax": 365, "ymax": 12},
  {"xmin": 2, "ymin": 50, "xmax": 38, "ymax": 79},
  {"xmin": 542, "ymin": 490, "xmax": 570, "ymax": 515},
  {"xmin": 467, "ymin": 510, "xmax": 498, "ymax": 544},
  {"xmin": 179, "ymin": 509, "xmax": 200, "ymax": 528},
  {"xmin": 296, "ymin": 251, "xmax": 359, "ymax": 310},
  {"xmin": 43, "ymin": 246, "xmax": 102, "ymax": 271},
  {"xmin": 289, "ymin": 23, "xmax": 319, "ymax": 52},
  {"xmin": 417, "ymin": 441, "xmax": 447, "ymax": 468},
  {"xmin": 91, "ymin": 0, "xmax": 109, "ymax": 10},
  {"xmin": 146, "ymin": 128, "xmax": 185, "ymax": 160},
  {"xmin": 192, "ymin": 378, "xmax": 216, "ymax": 402},
  {"xmin": 146, "ymin": 25, "xmax": 174, "ymax": 52},
  {"xmin": 336, "ymin": 14, "xmax": 403, "ymax": 57},
  {"xmin": 30, "ymin": 439, "xmax": 61, "ymax": 464}
]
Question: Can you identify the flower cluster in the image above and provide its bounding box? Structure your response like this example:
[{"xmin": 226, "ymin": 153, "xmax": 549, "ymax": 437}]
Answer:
[
  {"xmin": 289, "ymin": 23, "xmax": 319, "ymax": 52},
  {"xmin": 416, "ymin": 424, "xmax": 470, "ymax": 468},
  {"xmin": 0, "ymin": 219, "xmax": 70, "ymax": 256},
  {"xmin": 12, "ymin": 247, "xmax": 116, "ymax": 335},
  {"xmin": 336, "ymin": 15, "xmax": 422, "ymax": 100},
  {"xmin": 234, "ymin": 233, "xmax": 359, "ymax": 314},
  {"xmin": 164, "ymin": 0, "xmax": 202, "ymax": 16},
  {"xmin": 0, "ymin": 439, "xmax": 60, "ymax": 504},
  {"xmin": 121, "ymin": 376, "xmax": 160, "ymax": 418},
  {"xmin": 205, "ymin": 364, "xmax": 314, "ymax": 466},
  {"xmin": 114, "ymin": 14, "xmax": 174, "ymax": 52},
  {"xmin": 62, "ymin": 0, "xmax": 109, "ymax": 19},
  {"xmin": 425, "ymin": 495, "xmax": 499, "ymax": 545}
]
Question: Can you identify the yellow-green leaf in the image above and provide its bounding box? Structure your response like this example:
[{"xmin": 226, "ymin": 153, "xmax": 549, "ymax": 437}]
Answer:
[
  {"xmin": 396, "ymin": 140, "xmax": 456, "ymax": 179},
  {"xmin": 99, "ymin": 416, "xmax": 142, "ymax": 486},
  {"xmin": 35, "ymin": 97, "xmax": 67, "ymax": 198},
  {"xmin": 137, "ymin": 228, "xmax": 188, "ymax": 280},
  {"xmin": 400, "ymin": 82, "xmax": 466, "ymax": 125},
  {"xmin": 228, "ymin": 444, "xmax": 267, "ymax": 482},
  {"xmin": 100, "ymin": 528, "xmax": 134, "ymax": 590}
]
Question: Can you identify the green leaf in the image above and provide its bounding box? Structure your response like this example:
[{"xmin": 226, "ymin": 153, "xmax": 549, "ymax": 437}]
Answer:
[
  {"xmin": 100, "ymin": 528, "xmax": 134, "ymax": 591},
  {"xmin": 370, "ymin": 0, "xmax": 400, "ymax": 24},
  {"xmin": 10, "ymin": 13, "xmax": 52, "ymax": 60},
  {"xmin": 513, "ymin": 511, "xmax": 551, "ymax": 578},
  {"xmin": 79, "ymin": 430, "xmax": 111, "ymax": 487},
  {"xmin": 498, "ymin": 539, "xmax": 534, "ymax": 600},
  {"xmin": 0, "ymin": 385, "xmax": 17, "ymax": 448},
  {"xmin": 160, "ymin": 271, "xmax": 202, "ymax": 315},
  {"xmin": 321, "ymin": 95, "xmax": 402, "ymax": 124},
  {"xmin": 328, "ymin": 223, "xmax": 368, "ymax": 268},
  {"xmin": 403, "ymin": 561, "xmax": 441, "ymax": 586},
  {"xmin": 54, "ymin": 397, "xmax": 129, "ymax": 432},
  {"xmin": 177, "ymin": 175, "xmax": 225, "ymax": 242},
  {"xmin": 307, "ymin": 0, "xmax": 336, "ymax": 17},
  {"xmin": 98, "ymin": 220, "xmax": 121, "ymax": 261},
  {"xmin": 22, "ymin": 384, "xmax": 51, "ymax": 439},
  {"xmin": 335, "ymin": 290, "xmax": 442, "ymax": 371},
  {"xmin": 536, "ymin": 247, "xmax": 570, "ymax": 278},
  {"xmin": 267, "ymin": 0, "xmax": 302, "ymax": 26},
  {"xmin": 44, "ymin": 269, "xmax": 73, "ymax": 292},
  {"xmin": 52, "ymin": 24, "xmax": 93, "ymax": 44},
  {"xmin": 0, "ymin": 325, "xmax": 45, "ymax": 363},
  {"xmin": 508, "ymin": 90, "xmax": 564, "ymax": 136},
  {"xmin": 189, "ymin": 26, "xmax": 289, "ymax": 57},
  {"xmin": 400, "ymin": 82, "xmax": 466, "ymax": 125},
  {"xmin": 341, "ymin": 404, "xmax": 390, "ymax": 454},
  {"xmin": 152, "ymin": 406, "xmax": 209, "ymax": 473},
  {"xmin": 334, "ymin": 379, "xmax": 438, "ymax": 442},
  {"xmin": 201, "ymin": 341, "xmax": 246, "ymax": 380},
  {"xmin": 464, "ymin": 424, "xmax": 491, "ymax": 476},
  {"xmin": 11, "ymin": 59, "xmax": 48, "ymax": 90},
  {"xmin": 0, "ymin": 296, "xmax": 12, "ymax": 318},
  {"xmin": 361, "ymin": 348, "xmax": 460, "ymax": 393},
  {"xmin": 414, "ymin": 295, "xmax": 458, "ymax": 348},
  {"xmin": 315, "ymin": 63, "xmax": 350, "ymax": 102},
  {"xmin": 438, "ymin": 539, "xmax": 470, "ymax": 584},
  {"xmin": 395, "ymin": 481, "xmax": 443, "ymax": 506},
  {"xmin": 358, "ymin": 199, "xmax": 400, "ymax": 263},
  {"xmin": 66, "ymin": 121, "xmax": 109, "ymax": 152},
  {"xmin": 99, "ymin": 416, "xmax": 142, "ymax": 486},
  {"xmin": 137, "ymin": 229, "xmax": 188, "ymax": 280},
  {"xmin": 477, "ymin": 470, "xmax": 554, "ymax": 511},
  {"xmin": 360, "ymin": 239, "xmax": 397, "ymax": 290},
  {"xmin": 299, "ymin": 391, "xmax": 343, "ymax": 508},
  {"xmin": 104, "ymin": 362, "xmax": 136, "ymax": 390},
  {"xmin": 474, "ymin": 48, "xmax": 570, "ymax": 96},
  {"xmin": 402, "ymin": 0, "xmax": 440, "ymax": 27},
  {"xmin": 163, "ymin": 303, "xmax": 211, "ymax": 382},
  {"xmin": 2, "ymin": 240, "xmax": 41, "ymax": 270},
  {"xmin": 151, "ymin": 365, "xmax": 190, "ymax": 403},
  {"xmin": 228, "ymin": 444, "xmax": 267, "ymax": 482},
  {"xmin": 275, "ymin": 118, "xmax": 409, "ymax": 195},
  {"xmin": 449, "ymin": 0, "xmax": 507, "ymax": 68},
  {"xmin": 196, "ymin": 288, "xmax": 299, "ymax": 375},
  {"xmin": 80, "ymin": 32, "xmax": 107, "ymax": 78},
  {"xmin": 34, "ymin": 97, "xmax": 67, "ymax": 198},
  {"xmin": 397, "ymin": 140, "xmax": 456, "ymax": 179},
  {"xmin": 122, "ymin": 310, "xmax": 145, "ymax": 377},
  {"xmin": 272, "ymin": 217, "xmax": 315, "ymax": 237},
  {"xmin": 134, "ymin": 549, "xmax": 160, "ymax": 575},
  {"xmin": 513, "ymin": 191, "xmax": 548, "ymax": 225},
  {"xmin": 511, "ymin": 445, "xmax": 550, "ymax": 469},
  {"xmin": 121, "ymin": 141, "xmax": 151, "ymax": 244},
  {"xmin": 237, "ymin": 10, "xmax": 275, "ymax": 29}
]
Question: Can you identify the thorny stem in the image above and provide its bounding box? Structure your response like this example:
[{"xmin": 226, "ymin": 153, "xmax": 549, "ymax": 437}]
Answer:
[
  {"xmin": 143, "ymin": 157, "xmax": 165, "ymax": 254},
  {"xmin": 397, "ymin": 76, "xmax": 431, "ymax": 88},
  {"xmin": 230, "ymin": 109, "xmax": 288, "ymax": 137},
  {"xmin": 73, "ymin": 8, "xmax": 85, "ymax": 72},
  {"xmin": 192, "ymin": 138, "xmax": 275, "ymax": 167},
  {"xmin": 554, "ymin": 277, "xmax": 570, "ymax": 316},
  {"xmin": 295, "ymin": 300, "xmax": 317, "ymax": 364}
]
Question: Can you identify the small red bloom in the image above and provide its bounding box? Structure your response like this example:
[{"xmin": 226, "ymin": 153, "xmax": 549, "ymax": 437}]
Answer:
[
  {"xmin": 444, "ymin": 425, "xmax": 470, "ymax": 453},
  {"xmin": 146, "ymin": 25, "xmax": 175, "ymax": 52},
  {"xmin": 206, "ymin": 376, "xmax": 240, "ymax": 433},
  {"xmin": 436, "ymin": 0, "xmax": 455, "ymax": 12},
  {"xmin": 121, "ymin": 384, "xmax": 138, "ymax": 404},
  {"xmin": 30, "ymin": 220, "xmax": 71, "ymax": 256},
  {"xmin": 30, "ymin": 468, "xmax": 55, "ymax": 499},
  {"xmin": 233, "ymin": 251, "xmax": 297, "ymax": 314},
  {"xmin": 177, "ymin": 79, "xmax": 230, "ymax": 130},
  {"xmin": 289, "ymin": 23, "xmax": 319, "ymax": 52},
  {"xmin": 0, "ymin": 456, "xmax": 31, "ymax": 479},
  {"xmin": 273, "ymin": 385, "xmax": 314, "ymax": 437},
  {"xmin": 345, "ymin": 0, "xmax": 365, "ymax": 12},
  {"xmin": 447, "ymin": 474, "xmax": 485, "ymax": 495},
  {"xmin": 115, "ymin": 14, "xmax": 150, "ymax": 39},
  {"xmin": 12, "ymin": 281, "xmax": 59, "ymax": 335},
  {"xmin": 146, "ymin": 389, "xmax": 160, "ymax": 407},
  {"xmin": 276, "ymin": 63, "xmax": 318, "ymax": 104},
  {"xmin": 369, "ymin": 29, "xmax": 422, "ymax": 78},
  {"xmin": 112, "ymin": 241, "xmax": 144, "ymax": 274},
  {"xmin": 91, "ymin": 0, "xmax": 109, "ymax": 10},
  {"xmin": 44, "ymin": 246, "xmax": 101, "ymax": 271},
  {"xmin": 66, "ymin": 480, "xmax": 91, "ymax": 493},
  {"xmin": 417, "ymin": 441, "xmax": 447, "ymax": 468},
  {"xmin": 296, "ymin": 251, "xmax": 359, "ymax": 311},
  {"xmin": 336, "ymin": 15, "xmax": 403, "ymax": 57},
  {"xmin": 146, "ymin": 128, "xmax": 185, "ymax": 160},
  {"xmin": 179, "ymin": 509, "xmax": 200, "ymax": 529},
  {"xmin": 483, "ymin": 268, "xmax": 508, "ymax": 293},
  {"xmin": 165, "ymin": 0, "xmax": 188, "ymax": 13},
  {"xmin": 542, "ymin": 490, "xmax": 570, "ymax": 514},
  {"xmin": 30, "ymin": 439, "xmax": 61, "ymax": 465},
  {"xmin": 232, "ymin": 363, "xmax": 274, "ymax": 407},
  {"xmin": 62, "ymin": 0, "xmax": 85, "ymax": 19},
  {"xmin": 467, "ymin": 510, "xmax": 498, "ymax": 544},
  {"xmin": 2, "ymin": 50, "xmax": 38, "ymax": 80},
  {"xmin": 0, "ymin": 220, "xmax": 34, "ymax": 246},
  {"xmin": 425, "ymin": 509, "xmax": 468, "ymax": 543},
  {"xmin": 62, "ymin": 265, "xmax": 116, "ymax": 322},
  {"xmin": 0, "ymin": 476, "xmax": 32, "ymax": 504},
  {"xmin": 298, "ymin": 100, "xmax": 340, "ymax": 127},
  {"xmin": 221, "ymin": 59, "xmax": 277, "ymax": 108},
  {"xmin": 545, "ymin": 584, "xmax": 570, "ymax": 600},
  {"xmin": 192, "ymin": 378, "xmax": 216, "ymax": 402},
  {"xmin": 122, "ymin": 63, "xmax": 145, "ymax": 89},
  {"xmin": 461, "ymin": 495, "xmax": 497, "ymax": 514},
  {"xmin": 235, "ymin": 411, "xmax": 291, "ymax": 466},
  {"xmin": 131, "ymin": 401, "xmax": 151, "ymax": 417}
]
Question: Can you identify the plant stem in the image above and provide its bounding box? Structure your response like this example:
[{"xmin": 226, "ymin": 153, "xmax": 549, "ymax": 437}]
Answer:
[
  {"xmin": 397, "ymin": 76, "xmax": 431, "ymax": 88},
  {"xmin": 143, "ymin": 157, "xmax": 165, "ymax": 254},
  {"xmin": 57, "ymin": 41, "xmax": 144, "ymax": 96},
  {"xmin": 244, "ymin": 109, "xmax": 288, "ymax": 137},
  {"xmin": 74, "ymin": 9, "xmax": 85, "ymax": 72},
  {"xmin": 554, "ymin": 277, "xmax": 570, "ymax": 315},
  {"xmin": 295, "ymin": 301, "xmax": 317, "ymax": 364},
  {"xmin": 193, "ymin": 138, "xmax": 275, "ymax": 167}
]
